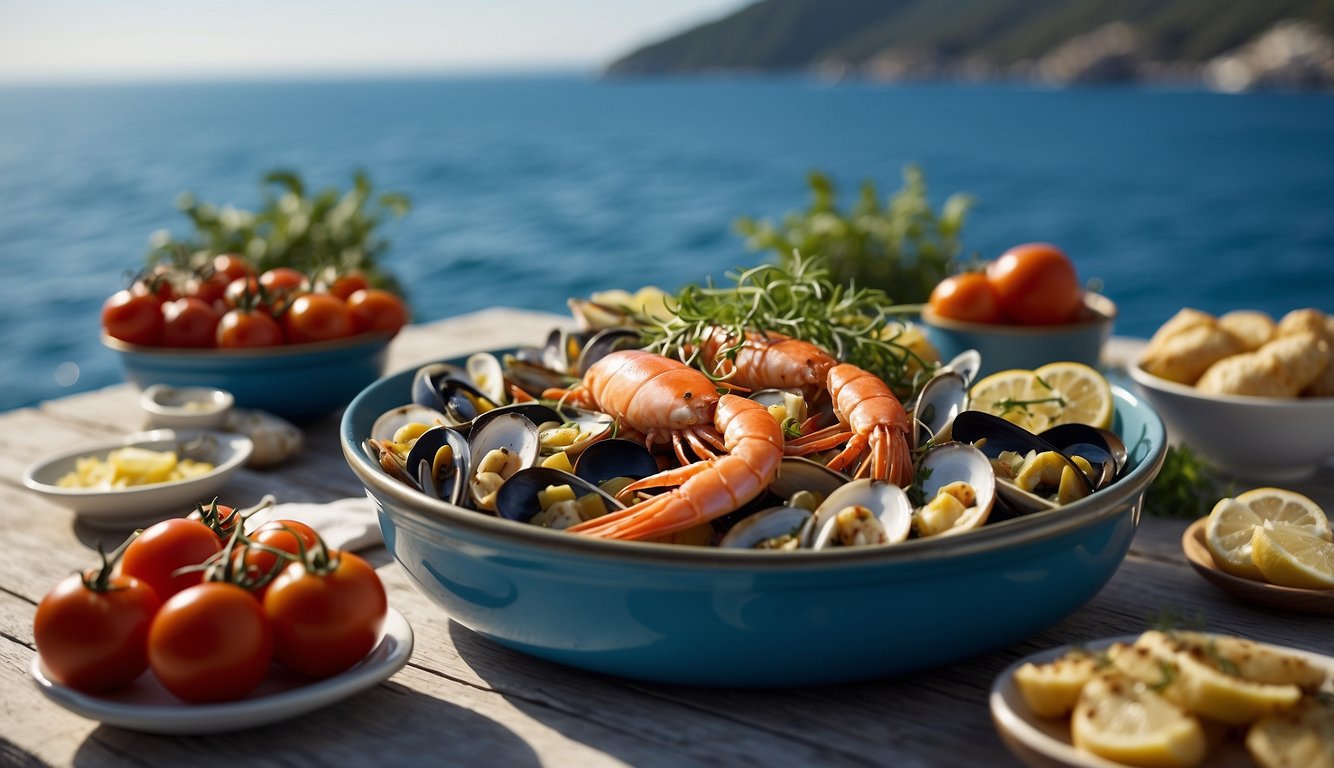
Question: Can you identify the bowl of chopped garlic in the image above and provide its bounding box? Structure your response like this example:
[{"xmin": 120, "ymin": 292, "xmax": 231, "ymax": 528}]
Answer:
[
  {"xmin": 1129, "ymin": 307, "xmax": 1334, "ymax": 481},
  {"xmin": 22, "ymin": 429, "xmax": 252, "ymax": 529}
]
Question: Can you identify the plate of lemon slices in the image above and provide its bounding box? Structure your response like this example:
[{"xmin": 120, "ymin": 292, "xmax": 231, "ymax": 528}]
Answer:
[
  {"xmin": 990, "ymin": 630, "xmax": 1334, "ymax": 768},
  {"xmin": 1183, "ymin": 487, "xmax": 1334, "ymax": 615}
]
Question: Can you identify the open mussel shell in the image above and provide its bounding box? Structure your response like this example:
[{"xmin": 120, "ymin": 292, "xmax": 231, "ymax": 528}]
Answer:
[
  {"xmin": 938, "ymin": 349, "xmax": 982, "ymax": 387},
  {"xmin": 916, "ymin": 443, "xmax": 996, "ymax": 535},
  {"xmin": 494, "ymin": 467, "xmax": 626, "ymax": 524},
  {"xmin": 950, "ymin": 410, "xmax": 1094, "ymax": 516},
  {"xmin": 465, "ymin": 352, "xmax": 508, "ymax": 406},
  {"xmin": 471, "ymin": 402, "xmax": 562, "ymax": 438},
  {"xmin": 805, "ymin": 479, "xmax": 913, "ymax": 550},
  {"xmin": 573, "ymin": 438, "xmax": 659, "ymax": 487},
  {"xmin": 768, "ymin": 456, "xmax": 850, "ymax": 505},
  {"xmin": 404, "ymin": 426, "xmax": 472, "ymax": 506},
  {"xmin": 576, "ymin": 328, "xmax": 642, "ymax": 376},
  {"xmin": 542, "ymin": 328, "xmax": 595, "ymax": 374},
  {"xmin": 411, "ymin": 363, "xmax": 467, "ymax": 411},
  {"xmin": 1038, "ymin": 423, "xmax": 1128, "ymax": 490},
  {"xmin": 718, "ymin": 506, "xmax": 812, "ymax": 549},
  {"xmin": 910, "ymin": 370, "xmax": 969, "ymax": 447}
]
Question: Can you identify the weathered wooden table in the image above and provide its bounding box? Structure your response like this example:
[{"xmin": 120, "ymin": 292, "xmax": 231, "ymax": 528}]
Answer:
[{"xmin": 2, "ymin": 308, "xmax": 1331, "ymax": 767}]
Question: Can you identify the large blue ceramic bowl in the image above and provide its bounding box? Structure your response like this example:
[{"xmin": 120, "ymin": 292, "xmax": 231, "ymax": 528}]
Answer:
[
  {"xmin": 106, "ymin": 332, "xmax": 392, "ymax": 422},
  {"xmin": 341, "ymin": 354, "xmax": 1165, "ymax": 687}
]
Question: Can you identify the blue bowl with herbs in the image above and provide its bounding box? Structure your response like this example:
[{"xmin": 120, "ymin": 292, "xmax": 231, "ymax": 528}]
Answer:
[{"xmin": 341, "ymin": 346, "xmax": 1166, "ymax": 687}]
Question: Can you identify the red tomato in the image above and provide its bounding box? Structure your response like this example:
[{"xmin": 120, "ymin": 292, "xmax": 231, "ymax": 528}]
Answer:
[
  {"xmin": 927, "ymin": 272, "xmax": 1004, "ymax": 324},
  {"xmin": 327, "ymin": 271, "xmax": 370, "ymax": 301},
  {"xmin": 985, "ymin": 243, "xmax": 1083, "ymax": 325},
  {"xmin": 241, "ymin": 520, "xmax": 320, "ymax": 596},
  {"xmin": 212, "ymin": 253, "xmax": 253, "ymax": 283},
  {"xmin": 187, "ymin": 500, "xmax": 242, "ymax": 542},
  {"xmin": 217, "ymin": 307, "xmax": 284, "ymax": 348},
  {"xmin": 264, "ymin": 550, "xmax": 387, "ymax": 678},
  {"xmin": 346, "ymin": 288, "xmax": 409, "ymax": 336},
  {"xmin": 33, "ymin": 566, "xmax": 161, "ymax": 693},
  {"xmin": 185, "ymin": 270, "xmax": 231, "ymax": 306},
  {"xmin": 102, "ymin": 289, "xmax": 164, "ymax": 346},
  {"xmin": 132, "ymin": 266, "xmax": 177, "ymax": 303},
  {"xmin": 224, "ymin": 276, "xmax": 263, "ymax": 309},
  {"xmin": 148, "ymin": 582, "xmax": 273, "ymax": 703},
  {"xmin": 118, "ymin": 518, "xmax": 222, "ymax": 602},
  {"xmin": 160, "ymin": 297, "xmax": 220, "ymax": 348},
  {"xmin": 283, "ymin": 293, "xmax": 352, "ymax": 344}
]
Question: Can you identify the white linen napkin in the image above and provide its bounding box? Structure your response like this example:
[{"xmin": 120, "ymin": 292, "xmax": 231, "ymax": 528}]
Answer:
[{"xmin": 245, "ymin": 495, "xmax": 381, "ymax": 553}]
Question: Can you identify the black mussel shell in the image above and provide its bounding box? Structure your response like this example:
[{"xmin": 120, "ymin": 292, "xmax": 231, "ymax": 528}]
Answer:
[
  {"xmin": 404, "ymin": 426, "xmax": 471, "ymax": 506},
  {"xmin": 494, "ymin": 466, "xmax": 625, "ymax": 523},
  {"xmin": 573, "ymin": 438, "xmax": 659, "ymax": 487}
]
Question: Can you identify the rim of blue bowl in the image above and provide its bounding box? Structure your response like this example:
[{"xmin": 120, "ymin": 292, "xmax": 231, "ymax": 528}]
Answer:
[
  {"xmin": 343, "ymin": 370, "xmax": 1167, "ymax": 570},
  {"xmin": 102, "ymin": 331, "xmax": 396, "ymax": 359},
  {"xmin": 921, "ymin": 292, "xmax": 1116, "ymax": 334}
]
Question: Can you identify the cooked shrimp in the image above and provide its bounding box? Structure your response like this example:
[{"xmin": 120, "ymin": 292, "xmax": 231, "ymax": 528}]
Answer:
[
  {"xmin": 785, "ymin": 363, "xmax": 913, "ymax": 486},
  {"xmin": 697, "ymin": 327, "xmax": 835, "ymax": 396},
  {"xmin": 567, "ymin": 394, "xmax": 783, "ymax": 540}
]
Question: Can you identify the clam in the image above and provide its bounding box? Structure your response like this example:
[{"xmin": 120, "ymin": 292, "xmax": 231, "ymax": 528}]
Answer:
[
  {"xmin": 913, "ymin": 443, "xmax": 995, "ymax": 537},
  {"xmin": 718, "ymin": 506, "xmax": 812, "ymax": 549},
  {"xmin": 910, "ymin": 370, "xmax": 969, "ymax": 447},
  {"xmin": 494, "ymin": 466, "xmax": 625, "ymax": 525},
  {"xmin": 768, "ymin": 456, "xmax": 850, "ymax": 508},
  {"xmin": 805, "ymin": 479, "xmax": 913, "ymax": 550},
  {"xmin": 938, "ymin": 349, "xmax": 982, "ymax": 387},
  {"xmin": 465, "ymin": 352, "xmax": 508, "ymax": 406},
  {"xmin": 466, "ymin": 412, "xmax": 540, "ymax": 511},
  {"xmin": 404, "ymin": 425, "xmax": 472, "ymax": 506},
  {"xmin": 371, "ymin": 403, "xmax": 450, "ymax": 443}
]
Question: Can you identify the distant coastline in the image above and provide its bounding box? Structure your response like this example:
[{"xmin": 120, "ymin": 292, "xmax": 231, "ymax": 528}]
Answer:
[{"xmin": 604, "ymin": 1, "xmax": 1334, "ymax": 94}]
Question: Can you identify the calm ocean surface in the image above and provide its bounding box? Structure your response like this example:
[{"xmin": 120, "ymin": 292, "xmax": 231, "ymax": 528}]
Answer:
[{"xmin": 1, "ymin": 75, "xmax": 1332, "ymax": 412}]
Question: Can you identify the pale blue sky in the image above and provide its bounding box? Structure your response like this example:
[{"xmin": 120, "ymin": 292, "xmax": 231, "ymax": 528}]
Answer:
[{"xmin": 0, "ymin": 0, "xmax": 745, "ymax": 82}]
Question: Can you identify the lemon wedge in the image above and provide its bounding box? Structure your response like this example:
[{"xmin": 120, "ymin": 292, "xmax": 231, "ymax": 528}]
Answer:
[
  {"xmin": 1246, "ymin": 697, "xmax": 1334, "ymax": 768},
  {"xmin": 1173, "ymin": 644, "xmax": 1303, "ymax": 725},
  {"xmin": 1205, "ymin": 489, "xmax": 1331, "ymax": 582},
  {"xmin": 1251, "ymin": 524, "xmax": 1334, "ymax": 589},
  {"xmin": 1013, "ymin": 649, "xmax": 1104, "ymax": 718},
  {"xmin": 1033, "ymin": 362, "xmax": 1115, "ymax": 429},
  {"xmin": 1071, "ymin": 670, "xmax": 1207, "ymax": 768},
  {"xmin": 969, "ymin": 369, "xmax": 1060, "ymax": 433}
]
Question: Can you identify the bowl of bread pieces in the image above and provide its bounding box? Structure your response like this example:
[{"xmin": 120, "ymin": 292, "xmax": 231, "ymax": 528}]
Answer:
[{"xmin": 1129, "ymin": 307, "xmax": 1334, "ymax": 480}]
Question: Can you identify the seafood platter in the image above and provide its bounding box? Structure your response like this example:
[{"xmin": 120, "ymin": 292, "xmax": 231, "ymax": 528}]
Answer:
[{"xmin": 341, "ymin": 269, "xmax": 1167, "ymax": 686}]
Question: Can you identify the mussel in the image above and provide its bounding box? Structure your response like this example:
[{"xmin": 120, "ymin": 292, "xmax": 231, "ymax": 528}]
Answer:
[
  {"xmin": 404, "ymin": 425, "xmax": 472, "ymax": 506},
  {"xmin": 718, "ymin": 506, "xmax": 813, "ymax": 549},
  {"xmin": 494, "ymin": 466, "xmax": 625, "ymax": 526},
  {"xmin": 951, "ymin": 410, "xmax": 1097, "ymax": 516}
]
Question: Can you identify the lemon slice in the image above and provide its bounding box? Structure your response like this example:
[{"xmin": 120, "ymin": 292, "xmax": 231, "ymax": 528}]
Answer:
[
  {"xmin": 1174, "ymin": 645, "xmax": 1304, "ymax": 725},
  {"xmin": 1071, "ymin": 670, "xmax": 1207, "ymax": 768},
  {"xmin": 1246, "ymin": 697, "xmax": 1334, "ymax": 768},
  {"xmin": 1205, "ymin": 489, "xmax": 1331, "ymax": 581},
  {"xmin": 1251, "ymin": 525, "xmax": 1334, "ymax": 589},
  {"xmin": 1033, "ymin": 362, "xmax": 1114, "ymax": 429},
  {"xmin": 1234, "ymin": 488, "xmax": 1331, "ymax": 539},
  {"xmin": 969, "ymin": 369, "xmax": 1059, "ymax": 433}
]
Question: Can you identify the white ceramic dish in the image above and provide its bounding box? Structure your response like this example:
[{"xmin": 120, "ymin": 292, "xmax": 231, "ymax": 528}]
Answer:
[
  {"xmin": 139, "ymin": 384, "xmax": 234, "ymax": 430},
  {"xmin": 22, "ymin": 429, "xmax": 253, "ymax": 529},
  {"xmin": 990, "ymin": 634, "xmax": 1334, "ymax": 768},
  {"xmin": 1128, "ymin": 360, "xmax": 1334, "ymax": 481},
  {"xmin": 30, "ymin": 608, "xmax": 413, "ymax": 735}
]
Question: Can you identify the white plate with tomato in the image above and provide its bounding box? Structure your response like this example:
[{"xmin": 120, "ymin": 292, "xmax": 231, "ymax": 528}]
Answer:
[{"xmin": 30, "ymin": 608, "xmax": 413, "ymax": 735}]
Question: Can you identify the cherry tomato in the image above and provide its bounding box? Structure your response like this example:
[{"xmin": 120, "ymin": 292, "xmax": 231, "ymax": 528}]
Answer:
[
  {"xmin": 283, "ymin": 293, "xmax": 352, "ymax": 344},
  {"xmin": 327, "ymin": 271, "xmax": 370, "ymax": 301},
  {"xmin": 118, "ymin": 518, "xmax": 222, "ymax": 602},
  {"xmin": 185, "ymin": 270, "xmax": 231, "ymax": 306},
  {"xmin": 132, "ymin": 265, "xmax": 177, "ymax": 303},
  {"xmin": 927, "ymin": 272, "xmax": 1004, "ymax": 324},
  {"xmin": 224, "ymin": 276, "xmax": 263, "ymax": 309},
  {"xmin": 102, "ymin": 289, "xmax": 164, "ymax": 346},
  {"xmin": 212, "ymin": 253, "xmax": 253, "ymax": 283},
  {"xmin": 160, "ymin": 297, "xmax": 220, "ymax": 348},
  {"xmin": 217, "ymin": 307, "xmax": 284, "ymax": 348},
  {"xmin": 985, "ymin": 243, "xmax": 1083, "ymax": 325},
  {"xmin": 148, "ymin": 582, "xmax": 273, "ymax": 703},
  {"xmin": 346, "ymin": 288, "xmax": 409, "ymax": 337},
  {"xmin": 187, "ymin": 500, "xmax": 242, "ymax": 542},
  {"xmin": 241, "ymin": 520, "xmax": 320, "ymax": 597},
  {"xmin": 34, "ymin": 562, "xmax": 161, "ymax": 694},
  {"xmin": 264, "ymin": 550, "xmax": 387, "ymax": 678}
]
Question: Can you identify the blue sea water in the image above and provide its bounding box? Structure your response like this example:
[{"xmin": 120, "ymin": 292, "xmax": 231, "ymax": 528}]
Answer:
[{"xmin": 1, "ymin": 74, "xmax": 1332, "ymax": 413}]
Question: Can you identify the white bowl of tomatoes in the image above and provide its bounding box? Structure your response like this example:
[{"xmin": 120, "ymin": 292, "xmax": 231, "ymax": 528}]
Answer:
[
  {"xmin": 101, "ymin": 253, "xmax": 410, "ymax": 422},
  {"xmin": 920, "ymin": 243, "xmax": 1116, "ymax": 379}
]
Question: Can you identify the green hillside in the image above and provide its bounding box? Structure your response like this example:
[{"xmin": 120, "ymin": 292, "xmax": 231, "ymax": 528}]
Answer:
[{"xmin": 605, "ymin": 0, "xmax": 1334, "ymax": 76}]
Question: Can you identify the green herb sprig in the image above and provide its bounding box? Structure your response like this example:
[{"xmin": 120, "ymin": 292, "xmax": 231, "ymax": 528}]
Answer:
[
  {"xmin": 1144, "ymin": 444, "xmax": 1229, "ymax": 519},
  {"xmin": 640, "ymin": 253, "xmax": 935, "ymax": 396}
]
